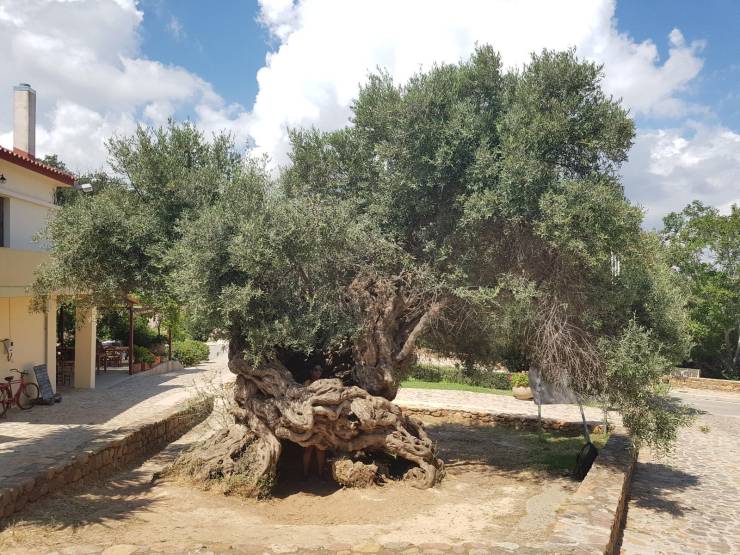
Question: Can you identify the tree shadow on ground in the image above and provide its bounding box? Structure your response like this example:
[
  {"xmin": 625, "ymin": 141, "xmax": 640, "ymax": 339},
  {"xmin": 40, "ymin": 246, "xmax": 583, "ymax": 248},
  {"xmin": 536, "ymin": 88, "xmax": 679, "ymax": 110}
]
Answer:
[
  {"xmin": 629, "ymin": 462, "xmax": 700, "ymax": 516},
  {"xmin": 0, "ymin": 468, "xmax": 159, "ymax": 535},
  {"xmin": 0, "ymin": 435, "xmax": 196, "ymax": 536},
  {"xmin": 269, "ymin": 420, "xmax": 592, "ymax": 497}
]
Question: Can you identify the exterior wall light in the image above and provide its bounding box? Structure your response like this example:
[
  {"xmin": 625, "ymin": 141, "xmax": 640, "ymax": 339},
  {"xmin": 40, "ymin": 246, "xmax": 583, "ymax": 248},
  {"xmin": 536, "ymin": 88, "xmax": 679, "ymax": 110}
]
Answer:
[
  {"xmin": 0, "ymin": 174, "xmax": 6, "ymax": 183},
  {"xmin": 73, "ymin": 182, "xmax": 93, "ymax": 193}
]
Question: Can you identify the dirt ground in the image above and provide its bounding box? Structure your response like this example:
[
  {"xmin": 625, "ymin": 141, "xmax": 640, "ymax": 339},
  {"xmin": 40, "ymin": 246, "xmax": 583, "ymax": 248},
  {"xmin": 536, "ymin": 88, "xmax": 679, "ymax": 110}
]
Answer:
[{"xmin": 0, "ymin": 415, "xmax": 580, "ymax": 553}]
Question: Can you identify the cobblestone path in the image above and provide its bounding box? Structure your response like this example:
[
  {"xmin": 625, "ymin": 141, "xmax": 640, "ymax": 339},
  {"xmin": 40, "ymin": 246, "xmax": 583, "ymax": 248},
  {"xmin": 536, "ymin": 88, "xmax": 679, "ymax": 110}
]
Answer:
[
  {"xmin": 395, "ymin": 387, "xmax": 606, "ymax": 424},
  {"xmin": 620, "ymin": 388, "xmax": 740, "ymax": 554},
  {"xmin": 0, "ymin": 360, "xmax": 226, "ymax": 484}
]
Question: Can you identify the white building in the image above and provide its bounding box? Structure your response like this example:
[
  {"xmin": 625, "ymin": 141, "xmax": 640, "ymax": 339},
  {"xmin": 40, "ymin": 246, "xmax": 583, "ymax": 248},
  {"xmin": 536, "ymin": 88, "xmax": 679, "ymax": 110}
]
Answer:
[{"xmin": 0, "ymin": 84, "xmax": 98, "ymax": 392}]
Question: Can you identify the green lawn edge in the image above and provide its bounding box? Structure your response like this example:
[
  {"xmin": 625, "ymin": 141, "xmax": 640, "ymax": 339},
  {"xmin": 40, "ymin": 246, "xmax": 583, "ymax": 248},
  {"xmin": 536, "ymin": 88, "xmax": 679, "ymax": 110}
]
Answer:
[{"xmin": 400, "ymin": 379, "xmax": 513, "ymax": 396}]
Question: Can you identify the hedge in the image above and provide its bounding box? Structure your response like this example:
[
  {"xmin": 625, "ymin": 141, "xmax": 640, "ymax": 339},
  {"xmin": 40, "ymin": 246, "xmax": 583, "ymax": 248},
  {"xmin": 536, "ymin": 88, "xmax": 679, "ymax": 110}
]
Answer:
[
  {"xmin": 172, "ymin": 339, "xmax": 210, "ymax": 367},
  {"xmin": 408, "ymin": 363, "xmax": 513, "ymax": 390}
]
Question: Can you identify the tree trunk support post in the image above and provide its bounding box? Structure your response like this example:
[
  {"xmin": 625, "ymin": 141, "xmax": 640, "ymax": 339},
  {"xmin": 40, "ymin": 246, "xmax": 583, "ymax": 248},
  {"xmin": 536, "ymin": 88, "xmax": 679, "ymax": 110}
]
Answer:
[
  {"xmin": 168, "ymin": 326, "xmax": 172, "ymax": 361},
  {"xmin": 576, "ymin": 395, "xmax": 591, "ymax": 444}
]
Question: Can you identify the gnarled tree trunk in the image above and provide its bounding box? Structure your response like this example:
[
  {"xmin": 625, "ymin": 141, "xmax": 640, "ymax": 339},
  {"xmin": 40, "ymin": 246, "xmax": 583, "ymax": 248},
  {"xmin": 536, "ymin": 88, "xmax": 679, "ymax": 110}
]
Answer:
[
  {"xmin": 349, "ymin": 274, "xmax": 446, "ymax": 400},
  {"xmin": 174, "ymin": 274, "xmax": 446, "ymax": 497}
]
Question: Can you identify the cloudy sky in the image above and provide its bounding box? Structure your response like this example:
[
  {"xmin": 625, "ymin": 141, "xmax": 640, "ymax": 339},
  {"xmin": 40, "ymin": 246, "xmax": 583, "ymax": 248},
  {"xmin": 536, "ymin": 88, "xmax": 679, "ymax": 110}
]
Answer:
[{"xmin": 0, "ymin": 0, "xmax": 738, "ymax": 228}]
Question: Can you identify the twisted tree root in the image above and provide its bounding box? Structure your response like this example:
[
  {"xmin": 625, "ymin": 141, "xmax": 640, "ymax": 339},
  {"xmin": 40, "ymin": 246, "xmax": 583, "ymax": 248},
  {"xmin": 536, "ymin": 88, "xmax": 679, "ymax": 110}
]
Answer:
[{"xmin": 174, "ymin": 356, "xmax": 444, "ymax": 496}]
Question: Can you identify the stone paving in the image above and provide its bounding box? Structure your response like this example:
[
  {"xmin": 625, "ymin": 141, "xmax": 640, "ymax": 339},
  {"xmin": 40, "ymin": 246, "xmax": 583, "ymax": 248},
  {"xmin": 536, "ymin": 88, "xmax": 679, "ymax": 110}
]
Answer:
[
  {"xmin": 620, "ymin": 388, "xmax": 740, "ymax": 555},
  {"xmin": 3, "ymin": 364, "xmax": 609, "ymax": 487},
  {"xmin": 0, "ymin": 359, "xmax": 642, "ymax": 555},
  {"xmin": 1, "ymin": 542, "xmax": 549, "ymax": 554},
  {"xmin": 395, "ymin": 387, "xmax": 607, "ymax": 426},
  {"xmin": 0, "ymin": 360, "xmax": 225, "ymax": 484}
]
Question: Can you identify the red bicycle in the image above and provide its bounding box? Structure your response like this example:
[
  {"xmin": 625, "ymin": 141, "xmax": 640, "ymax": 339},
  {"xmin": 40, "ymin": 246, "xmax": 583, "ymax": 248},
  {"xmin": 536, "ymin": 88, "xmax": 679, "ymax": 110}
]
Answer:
[{"xmin": 0, "ymin": 369, "xmax": 39, "ymax": 417}]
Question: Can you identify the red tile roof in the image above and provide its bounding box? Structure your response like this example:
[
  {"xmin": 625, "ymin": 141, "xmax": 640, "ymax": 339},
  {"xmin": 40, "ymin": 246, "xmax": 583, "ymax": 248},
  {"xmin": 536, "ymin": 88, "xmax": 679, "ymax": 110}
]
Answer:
[{"xmin": 0, "ymin": 146, "xmax": 75, "ymax": 186}]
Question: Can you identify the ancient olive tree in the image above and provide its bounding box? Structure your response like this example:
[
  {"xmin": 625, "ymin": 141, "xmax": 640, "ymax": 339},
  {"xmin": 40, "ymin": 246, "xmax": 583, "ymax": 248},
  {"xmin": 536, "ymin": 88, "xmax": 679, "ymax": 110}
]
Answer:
[
  {"xmin": 172, "ymin": 47, "xmax": 692, "ymax": 495},
  {"xmin": 38, "ymin": 47, "xmax": 695, "ymax": 496}
]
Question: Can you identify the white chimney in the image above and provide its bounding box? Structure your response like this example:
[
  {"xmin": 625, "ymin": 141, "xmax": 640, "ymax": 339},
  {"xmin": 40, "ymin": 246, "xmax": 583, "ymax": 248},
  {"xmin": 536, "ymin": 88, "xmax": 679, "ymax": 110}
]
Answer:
[{"xmin": 13, "ymin": 83, "xmax": 36, "ymax": 158}]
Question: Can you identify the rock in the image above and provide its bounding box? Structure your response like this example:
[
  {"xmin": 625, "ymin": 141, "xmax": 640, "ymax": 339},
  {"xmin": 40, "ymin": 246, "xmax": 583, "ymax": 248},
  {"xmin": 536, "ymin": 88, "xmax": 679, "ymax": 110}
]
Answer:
[
  {"xmin": 331, "ymin": 458, "xmax": 378, "ymax": 488},
  {"xmin": 60, "ymin": 545, "xmax": 103, "ymax": 555}
]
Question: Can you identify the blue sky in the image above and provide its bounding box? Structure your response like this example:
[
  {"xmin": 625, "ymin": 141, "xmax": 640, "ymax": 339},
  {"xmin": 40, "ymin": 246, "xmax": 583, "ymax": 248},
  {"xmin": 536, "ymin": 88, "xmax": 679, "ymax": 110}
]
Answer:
[
  {"xmin": 136, "ymin": 0, "xmax": 740, "ymax": 130},
  {"xmin": 615, "ymin": 0, "xmax": 740, "ymax": 129},
  {"xmin": 1, "ymin": 0, "xmax": 738, "ymax": 227},
  {"xmin": 139, "ymin": 0, "xmax": 267, "ymax": 112}
]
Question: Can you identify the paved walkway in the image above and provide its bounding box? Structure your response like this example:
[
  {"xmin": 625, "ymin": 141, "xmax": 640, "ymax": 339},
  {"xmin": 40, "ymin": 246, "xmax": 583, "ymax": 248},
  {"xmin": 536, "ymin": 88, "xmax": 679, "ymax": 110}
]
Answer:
[
  {"xmin": 395, "ymin": 387, "xmax": 607, "ymax": 425},
  {"xmin": 620, "ymin": 387, "xmax": 740, "ymax": 554},
  {"xmin": 0, "ymin": 360, "xmax": 226, "ymax": 484}
]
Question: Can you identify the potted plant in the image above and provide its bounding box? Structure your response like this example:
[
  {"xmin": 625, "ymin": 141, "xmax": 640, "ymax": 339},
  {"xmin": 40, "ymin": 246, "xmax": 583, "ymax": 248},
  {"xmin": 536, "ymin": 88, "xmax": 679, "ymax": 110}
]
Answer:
[
  {"xmin": 143, "ymin": 350, "xmax": 156, "ymax": 370},
  {"xmin": 511, "ymin": 372, "xmax": 533, "ymax": 400},
  {"xmin": 134, "ymin": 346, "xmax": 156, "ymax": 372}
]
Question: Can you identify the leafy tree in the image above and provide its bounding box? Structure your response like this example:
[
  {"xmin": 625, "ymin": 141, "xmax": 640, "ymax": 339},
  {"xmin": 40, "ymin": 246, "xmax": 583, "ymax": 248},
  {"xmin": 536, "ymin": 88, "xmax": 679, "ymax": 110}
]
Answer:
[
  {"xmin": 34, "ymin": 121, "xmax": 243, "ymax": 317},
  {"xmin": 40, "ymin": 153, "xmax": 69, "ymax": 172},
  {"xmin": 600, "ymin": 320, "xmax": 694, "ymax": 454},
  {"xmin": 662, "ymin": 201, "xmax": 740, "ymax": 377},
  {"xmin": 38, "ymin": 47, "xmax": 695, "ymax": 495},
  {"xmin": 170, "ymin": 46, "xmax": 694, "ymax": 494}
]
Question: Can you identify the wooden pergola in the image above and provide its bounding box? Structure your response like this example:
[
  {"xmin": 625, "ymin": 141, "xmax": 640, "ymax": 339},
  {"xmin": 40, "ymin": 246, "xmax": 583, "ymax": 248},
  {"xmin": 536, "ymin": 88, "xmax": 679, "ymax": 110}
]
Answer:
[
  {"xmin": 57, "ymin": 296, "xmax": 175, "ymax": 386},
  {"xmin": 124, "ymin": 296, "xmax": 173, "ymax": 375}
]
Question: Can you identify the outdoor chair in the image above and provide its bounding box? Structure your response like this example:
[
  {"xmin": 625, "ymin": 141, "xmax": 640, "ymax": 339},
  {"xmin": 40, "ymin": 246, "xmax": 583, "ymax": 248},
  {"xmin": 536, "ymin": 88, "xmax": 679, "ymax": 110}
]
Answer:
[{"xmin": 57, "ymin": 360, "xmax": 74, "ymax": 386}]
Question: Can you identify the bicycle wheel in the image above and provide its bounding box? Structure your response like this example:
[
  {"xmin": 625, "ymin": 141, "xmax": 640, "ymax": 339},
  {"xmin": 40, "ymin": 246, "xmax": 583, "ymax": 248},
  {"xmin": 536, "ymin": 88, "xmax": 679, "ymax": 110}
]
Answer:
[
  {"xmin": 0, "ymin": 387, "xmax": 10, "ymax": 417},
  {"xmin": 17, "ymin": 383, "xmax": 39, "ymax": 410}
]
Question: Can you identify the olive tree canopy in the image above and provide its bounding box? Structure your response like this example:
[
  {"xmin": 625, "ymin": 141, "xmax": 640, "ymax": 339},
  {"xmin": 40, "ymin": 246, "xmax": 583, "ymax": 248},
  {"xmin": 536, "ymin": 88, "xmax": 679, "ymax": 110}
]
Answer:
[{"xmin": 37, "ymin": 47, "xmax": 694, "ymax": 495}]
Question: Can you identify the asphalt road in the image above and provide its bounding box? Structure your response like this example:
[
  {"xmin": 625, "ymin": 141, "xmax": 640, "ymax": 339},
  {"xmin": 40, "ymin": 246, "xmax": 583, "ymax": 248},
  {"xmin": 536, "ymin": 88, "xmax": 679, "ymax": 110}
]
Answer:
[{"xmin": 672, "ymin": 387, "xmax": 740, "ymax": 418}]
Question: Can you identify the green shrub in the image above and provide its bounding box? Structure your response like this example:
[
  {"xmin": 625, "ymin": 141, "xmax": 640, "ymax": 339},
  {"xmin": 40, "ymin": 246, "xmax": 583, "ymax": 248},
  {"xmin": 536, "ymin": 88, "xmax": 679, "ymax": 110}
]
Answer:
[
  {"xmin": 510, "ymin": 372, "xmax": 529, "ymax": 388},
  {"xmin": 486, "ymin": 372, "xmax": 512, "ymax": 390},
  {"xmin": 409, "ymin": 363, "xmax": 513, "ymax": 390},
  {"xmin": 409, "ymin": 363, "xmax": 445, "ymax": 382},
  {"xmin": 173, "ymin": 339, "xmax": 210, "ymax": 367},
  {"xmin": 133, "ymin": 345, "xmax": 155, "ymax": 364}
]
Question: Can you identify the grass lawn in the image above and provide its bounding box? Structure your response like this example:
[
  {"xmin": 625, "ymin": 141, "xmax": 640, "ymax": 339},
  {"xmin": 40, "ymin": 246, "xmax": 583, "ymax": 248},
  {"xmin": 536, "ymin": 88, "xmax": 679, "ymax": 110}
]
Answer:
[
  {"xmin": 527, "ymin": 430, "xmax": 609, "ymax": 472},
  {"xmin": 400, "ymin": 378, "xmax": 513, "ymax": 396},
  {"xmin": 427, "ymin": 419, "xmax": 610, "ymax": 474}
]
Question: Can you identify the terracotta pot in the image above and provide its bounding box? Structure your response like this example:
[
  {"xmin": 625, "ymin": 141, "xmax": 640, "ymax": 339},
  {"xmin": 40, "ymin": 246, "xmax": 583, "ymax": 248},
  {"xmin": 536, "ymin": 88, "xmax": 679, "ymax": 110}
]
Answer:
[{"xmin": 513, "ymin": 386, "xmax": 533, "ymax": 400}]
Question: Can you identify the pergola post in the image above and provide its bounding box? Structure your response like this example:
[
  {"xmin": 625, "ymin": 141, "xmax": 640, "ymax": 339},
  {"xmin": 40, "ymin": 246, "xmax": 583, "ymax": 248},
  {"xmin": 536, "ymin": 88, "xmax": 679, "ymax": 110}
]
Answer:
[
  {"xmin": 59, "ymin": 306, "xmax": 65, "ymax": 367},
  {"xmin": 73, "ymin": 307, "xmax": 97, "ymax": 389},
  {"xmin": 46, "ymin": 296, "xmax": 58, "ymax": 391},
  {"xmin": 128, "ymin": 301, "xmax": 134, "ymax": 375}
]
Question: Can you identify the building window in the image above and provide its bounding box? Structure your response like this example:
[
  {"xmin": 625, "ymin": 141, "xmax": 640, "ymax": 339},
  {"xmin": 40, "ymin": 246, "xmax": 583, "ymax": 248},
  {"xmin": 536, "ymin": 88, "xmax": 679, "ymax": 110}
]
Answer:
[{"xmin": 0, "ymin": 196, "xmax": 6, "ymax": 247}]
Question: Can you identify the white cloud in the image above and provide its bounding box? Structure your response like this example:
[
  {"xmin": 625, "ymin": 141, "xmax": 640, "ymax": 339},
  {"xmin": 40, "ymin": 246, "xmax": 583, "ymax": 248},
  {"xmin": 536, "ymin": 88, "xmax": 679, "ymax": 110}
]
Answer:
[
  {"xmin": 249, "ymin": 0, "xmax": 708, "ymax": 165},
  {"xmin": 167, "ymin": 15, "xmax": 185, "ymax": 41},
  {"xmin": 0, "ymin": 0, "xmax": 250, "ymax": 172},
  {"xmin": 622, "ymin": 123, "xmax": 740, "ymax": 228},
  {"xmin": 0, "ymin": 0, "xmax": 735, "ymax": 226}
]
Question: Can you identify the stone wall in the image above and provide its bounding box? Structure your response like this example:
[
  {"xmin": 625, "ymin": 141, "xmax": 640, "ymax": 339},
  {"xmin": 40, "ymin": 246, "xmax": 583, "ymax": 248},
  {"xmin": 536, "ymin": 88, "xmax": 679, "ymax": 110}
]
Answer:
[
  {"xmin": 546, "ymin": 427, "xmax": 636, "ymax": 554},
  {"xmin": 0, "ymin": 396, "xmax": 212, "ymax": 520},
  {"xmin": 403, "ymin": 406, "xmax": 605, "ymax": 435},
  {"xmin": 672, "ymin": 376, "xmax": 740, "ymax": 393},
  {"xmin": 670, "ymin": 367, "xmax": 700, "ymax": 379},
  {"xmin": 140, "ymin": 359, "xmax": 185, "ymax": 377}
]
